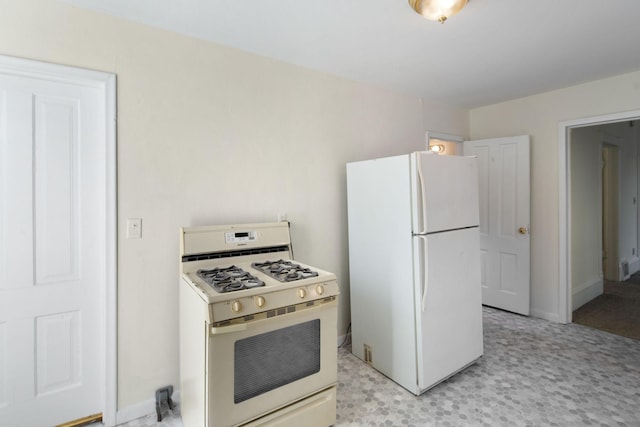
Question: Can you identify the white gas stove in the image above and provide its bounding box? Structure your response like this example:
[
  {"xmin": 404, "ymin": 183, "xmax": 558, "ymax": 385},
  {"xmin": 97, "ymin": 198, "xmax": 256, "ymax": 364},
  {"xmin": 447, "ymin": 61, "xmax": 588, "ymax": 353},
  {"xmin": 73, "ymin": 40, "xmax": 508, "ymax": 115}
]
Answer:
[{"xmin": 179, "ymin": 222, "xmax": 339, "ymax": 427}]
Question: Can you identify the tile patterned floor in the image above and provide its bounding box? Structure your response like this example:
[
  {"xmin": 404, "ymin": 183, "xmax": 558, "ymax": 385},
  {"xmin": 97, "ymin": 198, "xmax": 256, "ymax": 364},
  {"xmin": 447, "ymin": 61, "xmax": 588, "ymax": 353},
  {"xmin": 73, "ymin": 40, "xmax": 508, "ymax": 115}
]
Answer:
[{"xmin": 120, "ymin": 307, "xmax": 640, "ymax": 426}]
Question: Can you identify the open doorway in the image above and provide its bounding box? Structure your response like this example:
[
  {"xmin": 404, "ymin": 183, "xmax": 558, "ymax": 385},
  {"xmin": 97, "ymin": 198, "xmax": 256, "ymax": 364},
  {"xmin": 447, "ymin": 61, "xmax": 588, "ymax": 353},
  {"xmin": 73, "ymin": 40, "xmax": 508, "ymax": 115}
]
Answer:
[{"xmin": 564, "ymin": 117, "xmax": 640, "ymax": 340}]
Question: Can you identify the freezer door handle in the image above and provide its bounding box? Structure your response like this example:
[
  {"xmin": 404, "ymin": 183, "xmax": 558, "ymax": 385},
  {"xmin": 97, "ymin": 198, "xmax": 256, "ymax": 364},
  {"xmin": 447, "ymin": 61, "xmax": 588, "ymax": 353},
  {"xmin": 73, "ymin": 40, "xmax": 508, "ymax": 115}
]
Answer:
[
  {"xmin": 416, "ymin": 154, "xmax": 428, "ymax": 234},
  {"xmin": 418, "ymin": 235, "xmax": 429, "ymax": 312}
]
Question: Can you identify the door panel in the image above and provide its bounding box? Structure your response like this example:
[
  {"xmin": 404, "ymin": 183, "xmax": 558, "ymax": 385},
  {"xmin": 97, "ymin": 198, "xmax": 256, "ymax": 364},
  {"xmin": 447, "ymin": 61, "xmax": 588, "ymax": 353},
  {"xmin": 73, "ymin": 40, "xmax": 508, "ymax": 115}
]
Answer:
[
  {"xmin": 464, "ymin": 135, "xmax": 530, "ymax": 315},
  {"xmin": 0, "ymin": 72, "xmax": 105, "ymax": 426},
  {"xmin": 35, "ymin": 311, "xmax": 81, "ymax": 396},
  {"xmin": 34, "ymin": 96, "xmax": 81, "ymax": 284}
]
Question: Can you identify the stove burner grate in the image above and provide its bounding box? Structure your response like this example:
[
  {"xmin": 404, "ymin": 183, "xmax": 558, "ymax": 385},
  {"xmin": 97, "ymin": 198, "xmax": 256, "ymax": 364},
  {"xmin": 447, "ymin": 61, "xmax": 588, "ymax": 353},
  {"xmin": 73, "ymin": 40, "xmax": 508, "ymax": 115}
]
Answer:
[
  {"xmin": 252, "ymin": 259, "xmax": 319, "ymax": 283},
  {"xmin": 197, "ymin": 266, "xmax": 265, "ymax": 293}
]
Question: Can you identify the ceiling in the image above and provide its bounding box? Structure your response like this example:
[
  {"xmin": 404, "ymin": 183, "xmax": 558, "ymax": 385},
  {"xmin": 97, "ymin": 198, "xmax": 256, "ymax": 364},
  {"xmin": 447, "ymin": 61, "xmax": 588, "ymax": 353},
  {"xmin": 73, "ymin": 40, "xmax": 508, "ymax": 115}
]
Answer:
[{"xmin": 59, "ymin": 0, "xmax": 640, "ymax": 108}]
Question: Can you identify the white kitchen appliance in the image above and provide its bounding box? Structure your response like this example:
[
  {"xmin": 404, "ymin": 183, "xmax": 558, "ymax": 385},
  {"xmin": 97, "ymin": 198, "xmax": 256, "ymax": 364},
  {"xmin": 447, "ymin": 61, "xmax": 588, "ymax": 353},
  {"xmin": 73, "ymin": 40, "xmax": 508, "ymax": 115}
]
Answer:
[
  {"xmin": 179, "ymin": 222, "xmax": 339, "ymax": 427},
  {"xmin": 346, "ymin": 151, "xmax": 483, "ymax": 395}
]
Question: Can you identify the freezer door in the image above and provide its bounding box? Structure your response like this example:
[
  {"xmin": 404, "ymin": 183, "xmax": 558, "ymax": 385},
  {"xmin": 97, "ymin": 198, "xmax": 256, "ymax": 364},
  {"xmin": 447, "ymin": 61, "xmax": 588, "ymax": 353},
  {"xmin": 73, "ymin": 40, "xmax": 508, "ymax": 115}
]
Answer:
[
  {"xmin": 411, "ymin": 152, "xmax": 480, "ymax": 234},
  {"xmin": 413, "ymin": 227, "xmax": 483, "ymax": 392}
]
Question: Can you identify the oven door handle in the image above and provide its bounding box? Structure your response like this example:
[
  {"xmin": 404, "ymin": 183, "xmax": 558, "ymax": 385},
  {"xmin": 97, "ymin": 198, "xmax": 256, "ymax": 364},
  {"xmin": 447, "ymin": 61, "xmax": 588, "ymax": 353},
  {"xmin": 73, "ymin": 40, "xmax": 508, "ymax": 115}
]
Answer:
[{"xmin": 210, "ymin": 323, "xmax": 247, "ymax": 335}]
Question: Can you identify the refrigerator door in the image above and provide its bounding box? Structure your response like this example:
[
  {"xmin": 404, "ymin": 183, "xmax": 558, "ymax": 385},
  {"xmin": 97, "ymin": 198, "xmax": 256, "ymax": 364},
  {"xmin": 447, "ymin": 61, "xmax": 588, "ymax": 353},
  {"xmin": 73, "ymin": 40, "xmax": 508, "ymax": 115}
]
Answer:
[
  {"xmin": 413, "ymin": 227, "xmax": 483, "ymax": 392},
  {"xmin": 411, "ymin": 152, "xmax": 480, "ymax": 234}
]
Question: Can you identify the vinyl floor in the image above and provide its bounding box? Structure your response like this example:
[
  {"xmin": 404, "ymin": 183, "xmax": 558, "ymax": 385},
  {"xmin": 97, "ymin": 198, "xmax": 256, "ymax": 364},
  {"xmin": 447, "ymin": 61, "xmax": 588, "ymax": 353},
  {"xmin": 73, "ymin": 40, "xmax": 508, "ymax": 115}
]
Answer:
[{"xmin": 119, "ymin": 307, "xmax": 640, "ymax": 427}]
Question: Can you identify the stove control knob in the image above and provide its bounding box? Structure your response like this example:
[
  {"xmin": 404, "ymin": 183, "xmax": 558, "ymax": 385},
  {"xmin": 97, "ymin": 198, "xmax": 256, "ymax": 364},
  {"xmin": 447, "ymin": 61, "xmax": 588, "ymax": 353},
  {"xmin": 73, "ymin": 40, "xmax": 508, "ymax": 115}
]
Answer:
[
  {"xmin": 316, "ymin": 284, "xmax": 325, "ymax": 295},
  {"xmin": 255, "ymin": 296, "xmax": 266, "ymax": 308},
  {"xmin": 297, "ymin": 288, "xmax": 307, "ymax": 299},
  {"xmin": 231, "ymin": 300, "xmax": 242, "ymax": 313}
]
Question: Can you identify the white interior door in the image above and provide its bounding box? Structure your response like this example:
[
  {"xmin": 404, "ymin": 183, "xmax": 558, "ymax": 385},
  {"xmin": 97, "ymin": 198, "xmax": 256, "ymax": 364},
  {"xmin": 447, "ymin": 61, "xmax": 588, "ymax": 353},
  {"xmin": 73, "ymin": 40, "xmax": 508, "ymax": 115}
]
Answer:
[
  {"xmin": 0, "ymin": 61, "xmax": 111, "ymax": 426},
  {"xmin": 463, "ymin": 135, "xmax": 530, "ymax": 315}
]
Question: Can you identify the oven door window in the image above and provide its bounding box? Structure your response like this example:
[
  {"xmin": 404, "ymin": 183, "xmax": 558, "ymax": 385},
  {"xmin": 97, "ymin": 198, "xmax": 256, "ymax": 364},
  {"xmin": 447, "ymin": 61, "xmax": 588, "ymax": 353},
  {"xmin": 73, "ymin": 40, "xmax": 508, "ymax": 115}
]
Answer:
[{"xmin": 234, "ymin": 319, "xmax": 320, "ymax": 403}]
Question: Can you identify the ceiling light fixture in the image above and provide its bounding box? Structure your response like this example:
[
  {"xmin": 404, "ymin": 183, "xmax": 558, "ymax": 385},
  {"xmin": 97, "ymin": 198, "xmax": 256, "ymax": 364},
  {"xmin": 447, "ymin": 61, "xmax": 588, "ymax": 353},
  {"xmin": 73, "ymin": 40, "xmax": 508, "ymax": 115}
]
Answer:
[{"xmin": 409, "ymin": 0, "xmax": 468, "ymax": 24}]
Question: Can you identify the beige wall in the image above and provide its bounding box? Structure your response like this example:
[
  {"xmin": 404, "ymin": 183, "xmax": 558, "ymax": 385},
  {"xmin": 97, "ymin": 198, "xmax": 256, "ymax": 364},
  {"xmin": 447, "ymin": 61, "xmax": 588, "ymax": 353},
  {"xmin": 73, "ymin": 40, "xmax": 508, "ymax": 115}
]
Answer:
[
  {"xmin": 569, "ymin": 126, "xmax": 602, "ymax": 304},
  {"xmin": 470, "ymin": 71, "xmax": 640, "ymax": 321},
  {"xmin": 11, "ymin": 0, "xmax": 640, "ymax": 416},
  {"xmin": 0, "ymin": 0, "xmax": 469, "ymax": 411}
]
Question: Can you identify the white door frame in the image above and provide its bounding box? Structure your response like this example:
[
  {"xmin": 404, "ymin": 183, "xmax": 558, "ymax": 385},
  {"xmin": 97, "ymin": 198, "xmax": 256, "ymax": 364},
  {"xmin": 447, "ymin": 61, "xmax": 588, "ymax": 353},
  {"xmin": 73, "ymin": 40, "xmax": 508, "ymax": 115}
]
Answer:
[
  {"xmin": 558, "ymin": 109, "xmax": 640, "ymax": 324},
  {"xmin": 0, "ymin": 55, "xmax": 117, "ymax": 425}
]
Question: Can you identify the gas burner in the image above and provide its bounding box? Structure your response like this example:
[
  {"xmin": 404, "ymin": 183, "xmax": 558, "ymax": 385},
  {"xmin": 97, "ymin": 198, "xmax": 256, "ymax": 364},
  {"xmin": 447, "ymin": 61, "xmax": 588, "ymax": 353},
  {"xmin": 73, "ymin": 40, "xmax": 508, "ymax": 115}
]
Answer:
[
  {"xmin": 198, "ymin": 266, "xmax": 265, "ymax": 293},
  {"xmin": 252, "ymin": 259, "xmax": 320, "ymax": 283}
]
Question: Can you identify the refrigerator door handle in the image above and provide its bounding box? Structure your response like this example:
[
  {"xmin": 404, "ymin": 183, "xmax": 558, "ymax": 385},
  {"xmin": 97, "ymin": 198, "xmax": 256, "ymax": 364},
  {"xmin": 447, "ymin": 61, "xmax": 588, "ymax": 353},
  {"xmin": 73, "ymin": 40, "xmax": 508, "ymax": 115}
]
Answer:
[
  {"xmin": 416, "ymin": 153, "xmax": 428, "ymax": 234},
  {"xmin": 418, "ymin": 235, "xmax": 429, "ymax": 312}
]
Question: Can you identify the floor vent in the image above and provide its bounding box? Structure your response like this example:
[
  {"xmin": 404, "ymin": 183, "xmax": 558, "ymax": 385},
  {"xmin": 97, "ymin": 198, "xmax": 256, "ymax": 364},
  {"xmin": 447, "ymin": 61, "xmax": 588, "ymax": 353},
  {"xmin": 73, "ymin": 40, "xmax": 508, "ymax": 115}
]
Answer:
[{"xmin": 621, "ymin": 260, "xmax": 630, "ymax": 280}]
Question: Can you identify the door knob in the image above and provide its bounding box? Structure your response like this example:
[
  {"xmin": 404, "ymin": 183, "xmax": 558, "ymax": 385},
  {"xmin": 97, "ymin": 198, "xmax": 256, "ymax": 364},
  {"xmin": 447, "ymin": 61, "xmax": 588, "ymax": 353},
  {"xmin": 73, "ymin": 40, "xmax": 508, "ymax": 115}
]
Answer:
[{"xmin": 518, "ymin": 227, "xmax": 527, "ymax": 235}]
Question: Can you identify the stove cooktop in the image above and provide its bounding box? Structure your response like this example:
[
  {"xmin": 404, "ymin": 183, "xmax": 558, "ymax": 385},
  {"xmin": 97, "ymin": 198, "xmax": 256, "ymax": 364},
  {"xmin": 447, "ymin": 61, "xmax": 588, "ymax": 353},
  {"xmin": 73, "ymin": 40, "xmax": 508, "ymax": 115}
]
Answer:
[
  {"xmin": 197, "ymin": 266, "xmax": 265, "ymax": 293},
  {"xmin": 251, "ymin": 259, "xmax": 320, "ymax": 283}
]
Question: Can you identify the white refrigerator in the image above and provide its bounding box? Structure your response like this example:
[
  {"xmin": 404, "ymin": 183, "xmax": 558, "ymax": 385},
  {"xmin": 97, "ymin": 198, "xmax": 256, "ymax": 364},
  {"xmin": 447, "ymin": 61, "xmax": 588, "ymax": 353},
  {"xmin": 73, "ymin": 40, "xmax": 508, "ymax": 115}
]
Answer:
[{"xmin": 346, "ymin": 151, "xmax": 483, "ymax": 395}]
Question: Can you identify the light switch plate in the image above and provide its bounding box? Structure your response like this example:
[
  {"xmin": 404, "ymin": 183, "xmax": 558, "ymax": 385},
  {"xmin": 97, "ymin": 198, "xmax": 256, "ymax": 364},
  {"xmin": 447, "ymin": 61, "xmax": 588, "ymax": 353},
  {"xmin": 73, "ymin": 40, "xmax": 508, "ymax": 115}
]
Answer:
[{"xmin": 127, "ymin": 218, "xmax": 142, "ymax": 239}]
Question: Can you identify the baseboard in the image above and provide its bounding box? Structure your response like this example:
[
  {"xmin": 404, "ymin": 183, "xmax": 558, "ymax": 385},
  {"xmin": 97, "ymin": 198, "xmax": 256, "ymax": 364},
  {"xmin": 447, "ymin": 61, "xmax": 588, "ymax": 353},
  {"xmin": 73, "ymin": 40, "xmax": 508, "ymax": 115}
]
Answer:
[
  {"xmin": 572, "ymin": 277, "xmax": 603, "ymax": 311},
  {"xmin": 529, "ymin": 308, "xmax": 561, "ymax": 323},
  {"xmin": 628, "ymin": 256, "xmax": 640, "ymax": 276},
  {"xmin": 116, "ymin": 391, "xmax": 181, "ymax": 425}
]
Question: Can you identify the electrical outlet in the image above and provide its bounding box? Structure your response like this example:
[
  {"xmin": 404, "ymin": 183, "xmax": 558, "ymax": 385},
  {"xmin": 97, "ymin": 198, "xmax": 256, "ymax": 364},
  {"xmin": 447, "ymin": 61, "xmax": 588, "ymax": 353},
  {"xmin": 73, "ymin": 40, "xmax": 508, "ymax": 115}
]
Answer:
[{"xmin": 127, "ymin": 218, "xmax": 142, "ymax": 239}]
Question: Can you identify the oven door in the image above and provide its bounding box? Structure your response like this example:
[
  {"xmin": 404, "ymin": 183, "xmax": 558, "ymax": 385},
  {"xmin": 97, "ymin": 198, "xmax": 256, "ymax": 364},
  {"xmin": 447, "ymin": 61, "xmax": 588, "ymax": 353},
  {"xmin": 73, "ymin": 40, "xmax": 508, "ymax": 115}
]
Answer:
[{"xmin": 206, "ymin": 299, "xmax": 338, "ymax": 427}]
